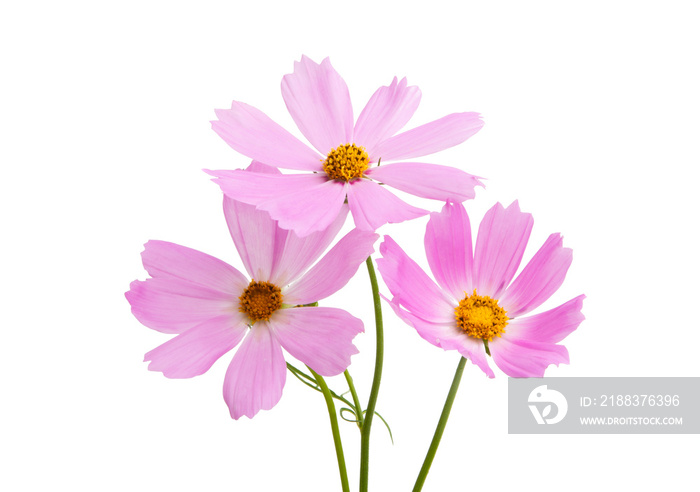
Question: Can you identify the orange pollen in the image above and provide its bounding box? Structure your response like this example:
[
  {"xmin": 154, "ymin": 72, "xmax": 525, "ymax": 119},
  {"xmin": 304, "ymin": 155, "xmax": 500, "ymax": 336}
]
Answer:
[
  {"xmin": 322, "ymin": 143, "xmax": 370, "ymax": 181},
  {"xmin": 238, "ymin": 280, "xmax": 283, "ymax": 324},
  {"xmin": 454, "ymin": 289, "xmax": 508, "ymax": 341}
]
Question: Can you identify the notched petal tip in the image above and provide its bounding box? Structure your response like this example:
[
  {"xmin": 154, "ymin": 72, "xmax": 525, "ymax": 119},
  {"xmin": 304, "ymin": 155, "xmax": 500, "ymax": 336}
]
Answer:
[
  {"xmin": 378, "ymin": 234, "xmax": 398, "ymax": 257},
  {"xmin": 125, "ymin": 279, "xmax": 143, "ymax": 302}
]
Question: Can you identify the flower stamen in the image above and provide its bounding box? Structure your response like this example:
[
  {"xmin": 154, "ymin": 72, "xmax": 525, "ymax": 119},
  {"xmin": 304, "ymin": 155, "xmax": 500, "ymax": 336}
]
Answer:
[
  {"xmin": 455, "ymin": 289, "xmax": 508, "ymax": 341},
  {"xmin": 323, "ymin": 143, "xmax": 370, "ymax": 181},
  {"xmin": 239, "ymin": 280, "xmax": 283, "ymax": 324}
]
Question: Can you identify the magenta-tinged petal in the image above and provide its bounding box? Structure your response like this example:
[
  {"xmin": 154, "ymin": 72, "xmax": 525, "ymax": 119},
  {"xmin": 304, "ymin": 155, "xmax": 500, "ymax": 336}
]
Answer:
[
  {"xmin": 268, "ymin": 205, "xmax": 349, "ymax": 286},
  {"xmin": 505, "ymin": 295, "xmax": 585, "ymax": 344},
  {"xmin": 223, "ymin": 324, "xmax": 286, "ymax": 419},
  {"xmin": 281, "ymin": 56, "xmax": 353, "ymax": 155},
  {"xmin": 212, "ymin": 101, "xmax": 321, "ymax": 171},
  {"xmin": 354, "ymin": 77, "xmax": 421, "ymax": 155},
  {"xmin": 441, "ymin": 334, "xmax": 496, "ymax": 378},
  {"xmin": 208, "ymin": 169, "xmax": 327, "ymax": 206},
  {"xmin": 140, "ymin": 240, "xmax": 248, "ymax": 295},
  {"xmin": 270, "ymin": 307, "xmax": 362, "ymax": 377},
  {"xmin": 126, "ymin": 278, "xmax": 237, "ymax": 334},
  {"xmin": 371, "ymin": 112, "xmax": 483, "ymax": 162},
  {"xmin": 366, "ymin": 163, "xmax": 483, "ymax": 202},
  {"xmin": 383, "ymin": 295, "xmax": 455, "ymax": 347},
  {"xmin": 376, "ymin": 236, "xmax": 456, "ymax": 323},
  {"xmin": 346, "ymin": 179, "xmax": 427, "ymax": 231},
  {"xmin": 284, "ymin": 229, "xmax": 378, "ymax": 305},
  {"xmin": 210, "ymin": 170, "xmax": 347, "ymax": 237},
  {"xmin": 490, "ymin": 335, "xmax": 569, "ymax": 377},
  {"xmin": 500, "ymin": 234, "xmax": 574, "ymax": 317},
  {"xmin": 223, "ymin": 196, "xmax": 277, "ymax": 281},
  {"xmin": 222, "ymin": 163, "xmax": 349, "ymax": 285},
  {"xmin": 223, "ymin": 186, "xmax": 346, "ymax": 286},
  {"xmin": 384, "ymin": 297, "xmax": 494, "ymax": 378},
  {"xmin": 144, "ymin": 314, "xmax": 247, "ymax": 378},
  {"xmin": 259, "ymin": 179, "xmax": 348, "ymax": 237},
  {"xmin": 441, "ymin": 335, "xmax": 495, "ymax": 378},
  {"xmin": 473, "ymin": 201, "xmax": 533, "ymax": 299},
  {"xmin": 424, "ymin": 202, "xmax": 473, "ymax": 301},
  {"xmin": 245, "ymin": 160, "xmax": 282, "ymax": 175}
]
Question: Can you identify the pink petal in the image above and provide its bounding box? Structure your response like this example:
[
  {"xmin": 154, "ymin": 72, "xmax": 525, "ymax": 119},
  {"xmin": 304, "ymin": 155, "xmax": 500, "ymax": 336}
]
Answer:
[
  {"xmin": 267, "ymin": 205, "xmax": 349, "ymax": 286},
  {"xmin": 126, "ymin": 278, "xmax": 237, "ymax": 334},
  {"xmin": 353, "ymin": 77, "xmax": 421, "ymax": 155},
  {"xmin": 383, "ymin": 295, "xmax": 453, "ymax": 347},
  {"xmin": 246, "ymin": 160, "xmax": 282, "ymax": 175},
  {"xmin": 221, "ymin": 160, "xmax": 348, "ymax": 283},
  {"xmin": 212, "ymin": 101, "xmax": 321, "ymax": 171},
  {"xmin": 270, "ymin": 307, "xmax": 362, "ymax": 377},
  {"xmin": 210, "ymin": 170, "xmax": 347, "ymax": 237},
  {"xmin": 366, "ymin": 163, "xmax": 483, "ymax": 201},
  {"xmin": 376, "ymin": 236, "xmax": 456, "ymax": 323},
  {"xmin": 346, "ymin": 178, "xmax": 427, "ymax": 231},
  {"xmin": 259, "ymin": 179, "xmax": 348, "ymax": 237},
  {"xmin": 223, "ymin": 324, "xmax": 287, "ymax": 419},
  {"xmin": 208, "ymin": 169, "xmax": 328, "ymax": 205},
  {"xmin": 223, "ymin": 190, "xmax": 347, "ymax": 286},
  {"xmin": 499, "ymin": 234, "xmax": 574, "ymax": 317},
  {"xmin": 140, "ymin": 240, "xmax": 249, "ymax": 295},
  {"xmin": 490, "ymin": 335, "xmax": 569, "ymax": 377},
  {"xmin": 371, "ymin": 112, "xmax": 483, "ymax": 162},
  {"xmin": 384, "ymin": 295, "xmax": 495, "ymax": 378},
  {"xmin": 284, "ymin": 229, "xmax": 378, "ymax": 305},
  {"xmin": 505, "ymin": 295, "xmax": 585, "ymax": 344},
  {"xmin": 440, "ymin": 335, "xmax": 495, "ymax": 378},
  {"xmin": 144, "ymin": 314, "xmax": 247, "ymax": 378},
  {"xmin": 424, "ymin": 201, "xmax": 473, "ymax": 301},
  {"xmin": 223, "ymin": 195, "xmax": 278, "ymax": 281},
  {"xmin": 473, "ymin": 201, "xmax": 533, "ymax": 299},
  {"xmin": 281, "ymin": 56, "xmax": 353, "ymax": 155}
]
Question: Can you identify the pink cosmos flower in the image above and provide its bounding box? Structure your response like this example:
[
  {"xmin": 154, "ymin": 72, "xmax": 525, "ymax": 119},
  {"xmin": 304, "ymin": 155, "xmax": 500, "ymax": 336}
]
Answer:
[
  {"xmin": 126, "ymin": 165, "xmax": 378, "ymax": 419},
  {"xmin": 207, "ymin": 56, "xmax": 484, "ymax": 237},
  {"xmin": 377, "ymin": 201, "xmax": 585, "ymax": 377}
]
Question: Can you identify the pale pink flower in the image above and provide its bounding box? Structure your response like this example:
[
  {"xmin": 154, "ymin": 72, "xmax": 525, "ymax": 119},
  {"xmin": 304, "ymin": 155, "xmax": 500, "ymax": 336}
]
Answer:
[
  {"xmin": 126, "ymin": 166, "xmax": 378, "ymax": 418},
  {"xmin": 377, "ymin": 201, "xmax": 584, "ymax": 377},
  {"xmin": 207, "ymin": 56, "xmax": 484, "ymax": 237}
]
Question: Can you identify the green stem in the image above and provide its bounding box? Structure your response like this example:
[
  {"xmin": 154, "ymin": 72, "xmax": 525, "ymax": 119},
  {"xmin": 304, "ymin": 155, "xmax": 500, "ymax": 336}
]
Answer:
[
  {"xmin": 309, "ymin": 366, "xmax": 350, "ymax": 492},
  {"xmin": 344, "ymin": 370, "xmax": 364, "ymax": 429},
  {"xmin": 359, "ymin": 256, "xmax": 384, "ymax": 492},
  {"xmin": 287, "ymin": 363, "xmax": 357, "ymax": 416},
  {"xmin": 287, "ymin": 362, "xmax": 317, "ymax": 385},
  {"xmin": 412, "ymin": 356, "xmax": 467, "ymax": 492}
]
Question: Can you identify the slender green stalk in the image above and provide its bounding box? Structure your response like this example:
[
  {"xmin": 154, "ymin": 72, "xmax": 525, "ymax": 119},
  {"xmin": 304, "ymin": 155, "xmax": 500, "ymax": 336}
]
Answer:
[
  {"xmin": 287, "ymin": 362, "xmax": 357, "ymax": 411},
  {"xmin": 344, "ymin": 370, "xmax": 364, "ymax": 429},
  {"xmin": 308, "ymin": 366, "xmax": 350, "ymax": 492},
  {"xmin": 412, "ymin": 357, "xmax": 467, "ymax": 492},
  {"xmin": 287, "ymin": 362, "xmax": 318, "ymax": 385},
  {"xmin": 359, "ymin": 256, "xmax": 384, "ymax": 492}
]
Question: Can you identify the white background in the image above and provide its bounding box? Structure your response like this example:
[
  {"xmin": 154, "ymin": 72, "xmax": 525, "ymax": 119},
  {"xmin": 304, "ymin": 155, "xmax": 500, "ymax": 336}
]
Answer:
[{"xmin": 2, "ymin": 1, "xmax": 699, "ymax": 491}]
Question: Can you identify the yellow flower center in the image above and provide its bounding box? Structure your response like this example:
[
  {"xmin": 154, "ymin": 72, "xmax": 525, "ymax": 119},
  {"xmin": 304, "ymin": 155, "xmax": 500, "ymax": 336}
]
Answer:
[
  {"xmin": 323, "ymin": 143, "xmax": 370, "ymax": 181},
  {"xmin": 239, "ymin": 280, "xmax": 283, "ymax": 324},
  {"xmin": 455, "ymin": 289, "xmax": 508, "ymax": 341}
]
